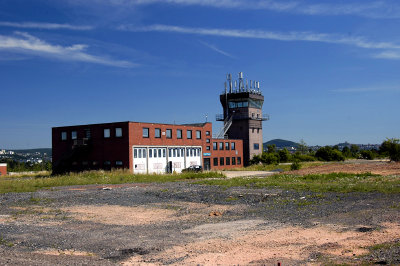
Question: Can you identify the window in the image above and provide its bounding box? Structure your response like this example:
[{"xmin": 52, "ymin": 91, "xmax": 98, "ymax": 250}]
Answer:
[
  {"xmin": 116, "ymin": 161, "xmax": 123, "ymax": 166},
  {"xmin": 186, "ymin": 148, "xmax": 190, "ymax": 157},
  {"xmin": 213, "ymin": 142, "xmax": 218, "ymax": 150},
  {"xmin": 177, "ymin": 129, "xmax": 182, "ymax": 139},
  {"xmin": 237, "ymin": 157, "xmax": 241, "ymax": 165},
  {"xmin": 142, "ymin": 128, "xmax": 149, "ymax": 138},
  {"xmin": 104, "ymin": 161, "xmax": 111, "ymax": 166},
  {"xmin": 196, "ymin": 130, "xmax": 201, "ymax": 139},
  {"xmin": 149, "ymin": 149, "xmax": 152, "ymax": 158},
  {"xmin": 187, "ymin": 130, "xmax": 192, "ymax": 139},
  {"xmin": 138, "ymin": 149, "xmax": 142, "ymax": 158},
  {"xmin": 71, "ymin": 131, "xmax": 77, "ymax": 140},
  {"xmin": 61, "ymin": 131, "xmax": 67, "ymax": 141},
  {"xmin": 115, "ymin": 128, "xmax": 122, "ymax": 137},
  {"xmin": 163, "ymin": 149, "xmax": 166, "ymax": 157},
  {"xmin": 219, "ymin": 142, "xmax": 224, "ymax": 150},
  {"xmin": 155, "ymin": 128, "xmax": 161, "ymax": 138},
  {"xmin": 254, "ymin": 143, "xmax": 260, "ymax": 150},
  {"xmin": 213, "ymin": 158, "xmax": 218, "ymax": 166},
  {"xmin": 154, "ymin": 149, "xmax": 157, "ymax": 158},
  {"xmin": 220, "ymin": 157, "xmax": 224, "ymax": 166},
  {"xmin": 225, "ymin": 142, "xmax": 230, "ymax": 150},
  {"xmin": 173, "ymin": 149, "xmax": 177, "ymax": 157},
  {"xmin": 231, "ymin": 142, "xmax": 236, "ymax": 150},
  {"xmin": 206, "ymin": 146, "xmax": 210, "ymax": 150},
  {"xmin": 232, "ymin": 157, "xmax": 236, "ymax": 165},
  {"xmin": 143, "ymin": 149, "xmax": 147, "ymax": 158},
  {"xmin": 103, "ymin": 129, "xmax": 110, "ymax": 138},
  {"xmin": 206, "ymin": 138, "xmax": 210, "ymax": 143},
  {"xmin": 158, "ymin": 149, "xmax": 161, "ymax": 157},
  {"xmin": 84, "ymin": 129, "xmax": 91, "ymax": 139},
  {"xmin": 206, "ymin": 131, "xmax": 210, "ymax": 136},
  {"xmin": 168, "ymin": 148, "xmax": 172, "ymax": 157},
  {"xmin": 166, "ymin": 129, "xmax": 172, "ymax": 139},
  {"xmin": 226, "ymin": 157, "xmax": 230, "ymax": 165},
  {"xmin": 134, "ymin": 149, "xmax": 137, "ymax": 158}
]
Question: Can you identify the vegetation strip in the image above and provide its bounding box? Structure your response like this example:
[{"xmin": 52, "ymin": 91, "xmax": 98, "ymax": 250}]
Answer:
[
  {"xmin": 196, "ymin": 172, "xmax": 400, "ymax": 193},
  {"xmin": 0, "ymin": 170, "xmax": 224, "ymax": 194}
]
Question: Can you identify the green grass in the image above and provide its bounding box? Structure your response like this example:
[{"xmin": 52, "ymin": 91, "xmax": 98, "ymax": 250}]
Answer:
[
  {"xmin": 0, "ymin": 170, "xmax": 225, "ymax": 194},
  {"xmin": 228, "ymin": 161, "xmax": 324, "ymax": 172},
  {"xmin": 196, "ymin": 172, "xmax": 400, "ymax": 193}
]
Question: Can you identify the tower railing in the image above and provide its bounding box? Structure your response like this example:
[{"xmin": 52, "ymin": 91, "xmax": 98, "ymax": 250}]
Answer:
[{"xmin": 216, "ymin": 113, "xmax": 269, "ymax": 121}]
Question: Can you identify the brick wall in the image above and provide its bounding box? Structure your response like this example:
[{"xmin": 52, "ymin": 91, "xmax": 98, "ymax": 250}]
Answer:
[{"xmin": 0, "ymin": 163, "xmax": 7, "ymax": 176}]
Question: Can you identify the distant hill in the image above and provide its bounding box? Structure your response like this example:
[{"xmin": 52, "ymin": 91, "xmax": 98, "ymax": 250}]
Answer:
[{"xmin": 263, "ymin": 139, "xmax": 299, "ymax": 149}]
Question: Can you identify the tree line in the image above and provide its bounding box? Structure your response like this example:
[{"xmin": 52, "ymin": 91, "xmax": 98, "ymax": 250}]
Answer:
[
  {"xmin": 250, "ymin": 138, "xmax": 400, "ymax": 165},
  {"xmin": 0, "ymin": 159, "xmax": 52, "ymax": 172}
]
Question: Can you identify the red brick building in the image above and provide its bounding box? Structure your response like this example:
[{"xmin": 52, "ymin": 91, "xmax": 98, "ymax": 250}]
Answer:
[
  {"xmin": 52, "ymin": 121, "xmax": 243, "ymax": 174},
  {"xmin": 0, "ymin": 163, "xmax": 7, "ymax": 176}
]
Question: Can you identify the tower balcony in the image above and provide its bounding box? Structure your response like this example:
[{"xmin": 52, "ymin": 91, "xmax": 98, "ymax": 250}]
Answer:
[{"xmin": 216, "ymin": 113, "xmax": 269, "ymax": 121}]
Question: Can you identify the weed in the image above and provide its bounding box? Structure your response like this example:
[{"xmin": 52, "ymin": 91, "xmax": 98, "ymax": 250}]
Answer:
[
  {"xmin": 0, "ymin": 236, "xmax": 14, "ymax": 247},
  {"xmin": 0, "ymin": 170, "xmax": 224, "ymax": 194},
  {"xmin": 196, "ymin": 172, "xmax": 400, "ymax": 193}
]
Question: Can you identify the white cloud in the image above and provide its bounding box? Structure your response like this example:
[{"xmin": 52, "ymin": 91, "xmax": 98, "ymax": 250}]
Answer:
[
  {"xmin": 69, "ymin": 0, "xmax": 400, "ymax": 19},
  {"xmin": 0, "ymin": 21, "xmax": 93, "ymax": 30},
  {"xmin": 120, "ymin": 24, "xmax": 400, "ymax": 50},
  {"xmin": 373, "ymin": 50, "xmax": 400, "ymax": 59},
  {"xmin": 0, "ymin": 32, "xmax": 135, "ymax": 67},
  {"xmin": 199, "ymin": 41, "xmax": 235, "ymax": 58}
]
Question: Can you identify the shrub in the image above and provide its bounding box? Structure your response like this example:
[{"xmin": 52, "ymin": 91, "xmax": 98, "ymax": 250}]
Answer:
[
  {"xmin": 278, "ymin": 148, "xmax": 291, "ymax": 163},
  {"xmin": 261, "ymin": 152, "xmax": 279, "ymax": 165},
  {"xmin": 360, "ymin": 150, "xmax": 376, "ymax": 160},
  {"xmin": 380, "ymin": 138, "xmax": 400, "ymax": 162},
  {"xmin": 292, "ymin": 152, "xmax": 316, "ymax": 162},
  {"xmin": 290, "ymin": 161, "xmax": 301, "ymax": 170},
  {"xmin": 315, "ymin": 146, "xmax": 345, "ymax": 162}
]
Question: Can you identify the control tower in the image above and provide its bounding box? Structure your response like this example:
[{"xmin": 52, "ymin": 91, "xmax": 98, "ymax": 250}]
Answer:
[{"xmin": 216, "ymin": 72, "xmax": 269, "ymax": 165}]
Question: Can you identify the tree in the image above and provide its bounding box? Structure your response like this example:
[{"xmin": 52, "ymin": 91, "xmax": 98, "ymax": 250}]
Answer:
[
  {"xmin": 261, "ymin": 152, "xmax": 279, "ymax": 165},
  {"xmin": 278, "ymin": 148, "xmax": 291, "ymax": 163},
  {"xmin": 350, "ymin": 144, "xmax": 359, "ymax": 157},
  {"xmin": 360, "ymin": 150, "xmax": 375, "ymax": 160},
  {"xmin": 315, "ymin": 146, "xmax": 345, "ymax": 162},
  {"xmin": 342, "ymin": 146, "xmax": 352, "ymax": 158},
  {"xmin": 267, "ymin": 144, "xmax": 276, "ymax": 154},
  {"xmin": 380, "ymin": 138, "xmax": 400, "ymax": 162},
  {"xmin": 298, "ymin": 139, "xmax": 308, "ymax": 155}
]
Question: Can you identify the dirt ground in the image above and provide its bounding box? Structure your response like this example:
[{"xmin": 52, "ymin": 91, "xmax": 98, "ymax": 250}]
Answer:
[
  {"xmin": 287, "ymin": 160, "xmax": 400, "ymax": 176},
  {"xmin": 0, "ymin": 161, "xmax": 399, "ymax": 265}
]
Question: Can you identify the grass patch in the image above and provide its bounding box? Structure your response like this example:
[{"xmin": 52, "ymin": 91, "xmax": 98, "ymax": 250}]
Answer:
[
  {"xmin": 196, "ymin": 172, "xmax": 400, "ymax": 193},
  {"xmin": 229, "ymin": 161, "xmax": 324, "ymax": 172},
  {"xmin": 0, "ymin": 170, "xmax": 224, "ymax": 194},
  {"xmin": 0, "ymin": 236, "xmax": 14, "ymax": 247}
]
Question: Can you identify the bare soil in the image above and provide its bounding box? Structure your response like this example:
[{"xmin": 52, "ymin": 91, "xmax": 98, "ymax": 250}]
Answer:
[
  {"xmin": 0, "ymin": 161, "xmax": 399, "ymax": 265},
  {"xmin": 287, "ymin": 160, "xmax": 400, "ymax": 176}
]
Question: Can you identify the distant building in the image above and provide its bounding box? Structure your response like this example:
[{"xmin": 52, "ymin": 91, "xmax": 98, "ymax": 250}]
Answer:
[{"xmin": 0, "ymin": 163, "xmax": 7, "ymax": 176}]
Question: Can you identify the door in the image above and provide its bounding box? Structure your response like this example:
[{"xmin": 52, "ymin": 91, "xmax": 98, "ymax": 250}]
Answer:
[{"xmin": 203, "ymin": 158, "xmax": 210, "ymax": 171}]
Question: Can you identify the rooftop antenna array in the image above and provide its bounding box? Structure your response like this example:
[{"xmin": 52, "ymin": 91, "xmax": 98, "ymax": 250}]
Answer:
[{"xmin": 225, "ymin": 72, "xmax": 262, "ymax": 95}]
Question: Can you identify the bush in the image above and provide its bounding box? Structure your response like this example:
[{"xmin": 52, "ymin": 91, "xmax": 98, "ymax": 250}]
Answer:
[
  {"xmin": 261, "ymin": 152, "xmax": 279, "ymax": 165},
  {"xmin": 290, "ymin": 161, "xmax": 301, "ymax": 170},
  {"xmin": 315, "ymin": 146, "xmax": 345, "ymax": 162},
  {"xmin": 292, "ymin": 152, "xmax": 316, "ymax": 162},
  {"xmin": 360, "ymin": 150, "xmax": 376, "ymax": 160},
  {"xmin": 278, "ymin": 148, "xmax": 291, "ymax": 163},
  {"xmin": 380, "ymin": 138, "xmax": 400, "ymax": 162}
]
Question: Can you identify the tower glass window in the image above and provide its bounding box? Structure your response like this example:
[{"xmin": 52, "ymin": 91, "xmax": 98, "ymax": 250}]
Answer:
[
  {"xmin": 254, "ymin": 143, "xmax": 259, "ymax": 150},
  {"xmin": 213, "ymin": 142, "xmax": 217, "ymax": 150},
  {"xmin": 219, "ymin": 142, "xmax": 224, "ymax": 150},
  {"xmin": 231, "ymin": 142, "xmax": 235, "ymax": 150}
]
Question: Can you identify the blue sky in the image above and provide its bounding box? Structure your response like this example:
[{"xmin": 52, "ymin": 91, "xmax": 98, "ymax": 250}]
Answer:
[{"xmin": 1, "ymin": 0, "xmax": 400, "ymax": 149}]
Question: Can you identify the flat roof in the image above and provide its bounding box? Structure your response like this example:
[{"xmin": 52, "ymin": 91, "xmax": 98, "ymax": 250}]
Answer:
[{"xmin": 52, "ymin": 121, "xmax": 212, "ymax": 129}]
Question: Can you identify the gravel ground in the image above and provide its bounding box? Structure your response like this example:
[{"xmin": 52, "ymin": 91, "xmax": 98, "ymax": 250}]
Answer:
[{"xmin": 0, "ymin": 180, "xmax": 399, "ymax": 265}]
